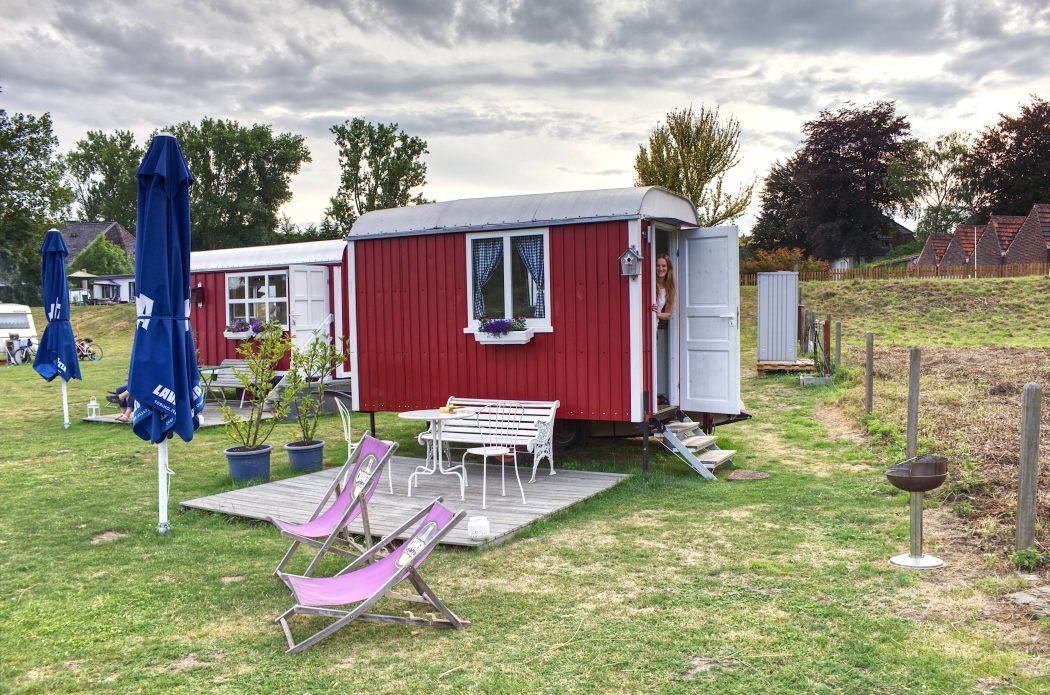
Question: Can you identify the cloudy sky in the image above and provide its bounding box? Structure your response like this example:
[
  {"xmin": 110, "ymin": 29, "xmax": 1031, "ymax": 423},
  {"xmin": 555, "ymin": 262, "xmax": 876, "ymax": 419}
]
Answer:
[{"xmin": 3, "ymin": 0, "xmax": 1049, "ymax": 232}]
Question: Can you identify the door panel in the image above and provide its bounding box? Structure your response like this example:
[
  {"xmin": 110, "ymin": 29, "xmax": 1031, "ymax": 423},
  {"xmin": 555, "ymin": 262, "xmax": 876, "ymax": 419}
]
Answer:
[
  {"xmin": 678, "ymin": 226, "xmax": 740, "ymax": 415},
  {"xmin": 289, "ymin": 264, "xmax": 330, "ymax": 350}
]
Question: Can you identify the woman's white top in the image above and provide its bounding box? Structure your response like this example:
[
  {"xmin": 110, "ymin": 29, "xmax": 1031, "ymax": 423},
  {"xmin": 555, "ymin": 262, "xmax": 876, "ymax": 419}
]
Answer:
[{"xmin": 656, "ymin": 287, "xmax": 667, "ymax": 313}]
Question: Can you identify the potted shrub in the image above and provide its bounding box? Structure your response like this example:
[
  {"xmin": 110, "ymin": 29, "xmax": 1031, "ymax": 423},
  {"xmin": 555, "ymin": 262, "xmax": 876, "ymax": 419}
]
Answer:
[
  {"xmin": 220, "ymin": 321, "xmax": 300, "ymax": 482},
  {"xmin": 283, "ymin": 334, "xmax": 343, "ymax": 472}
]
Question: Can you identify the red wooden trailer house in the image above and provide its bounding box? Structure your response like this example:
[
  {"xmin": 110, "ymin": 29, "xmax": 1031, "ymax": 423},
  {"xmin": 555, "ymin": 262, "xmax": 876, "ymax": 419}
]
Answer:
[
  {"xmin": 346, "ymin": 187, "xmax": 744, "ymax": 469},
  {"xmin": 189, "ymin": 239, "xmax": 350, "ymax": 373}
]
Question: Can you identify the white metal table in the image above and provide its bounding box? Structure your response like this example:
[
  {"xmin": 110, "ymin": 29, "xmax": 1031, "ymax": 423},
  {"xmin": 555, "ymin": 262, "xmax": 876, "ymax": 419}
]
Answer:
[{"xmin": 400, "ymin": 408, "xmax": 474, "ymax": 499}]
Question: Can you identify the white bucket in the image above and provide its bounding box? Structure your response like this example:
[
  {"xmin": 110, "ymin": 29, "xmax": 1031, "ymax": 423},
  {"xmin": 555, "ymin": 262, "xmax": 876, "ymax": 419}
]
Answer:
[{"xmin": 467, "ymin": 516, "xmax": 490, "ymax": 541}]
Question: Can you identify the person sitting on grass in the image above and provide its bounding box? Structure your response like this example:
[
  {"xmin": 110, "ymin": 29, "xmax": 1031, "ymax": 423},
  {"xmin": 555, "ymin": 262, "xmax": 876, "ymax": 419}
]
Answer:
[{"xmin": 114, "ymin": 385, "xmax": 134, "ymax": 423}]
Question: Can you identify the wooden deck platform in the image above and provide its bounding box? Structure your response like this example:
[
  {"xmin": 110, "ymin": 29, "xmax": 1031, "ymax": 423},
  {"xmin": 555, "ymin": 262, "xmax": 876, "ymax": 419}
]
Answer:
[
  {"xmin": 83, "ymin": 403, "xmax": 269, "ymax": 428},
  {"xmin": 181, "ymin": 456, "xmax": 629, "ymax": 548}
]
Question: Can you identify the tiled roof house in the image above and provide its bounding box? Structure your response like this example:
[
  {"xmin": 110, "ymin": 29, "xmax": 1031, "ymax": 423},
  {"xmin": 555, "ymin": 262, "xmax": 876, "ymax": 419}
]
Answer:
[
  {"xmin": 913, "ymin": 232, "xmax": 952, "ymax": 267},
  {"xmin": 60, "ymin": 221, "xmax": 136, "ymax": 264},
  {"xmin": 938, "ymin": 222, "xmax": 998, "ymax": 267},
  {"xmin": 1007, "ymin": 204, "xmax": 1050, "ymax": 263}
]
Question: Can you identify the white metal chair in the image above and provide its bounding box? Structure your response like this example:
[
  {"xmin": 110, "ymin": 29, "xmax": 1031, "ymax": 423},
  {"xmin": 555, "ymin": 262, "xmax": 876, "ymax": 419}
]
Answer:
[
  {"xmin": 461, "ymin": 403, "xmax": 526, "ymax": 510},
  {"xmin": 335, "ymin": 395, "xmax": 392, "ymax": 493}
]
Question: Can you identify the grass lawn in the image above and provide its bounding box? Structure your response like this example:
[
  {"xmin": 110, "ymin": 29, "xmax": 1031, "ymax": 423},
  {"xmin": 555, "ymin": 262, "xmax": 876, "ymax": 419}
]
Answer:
[{"xmin": 1, "ymin": 298, "xmax": 1047, "ymax": 693}]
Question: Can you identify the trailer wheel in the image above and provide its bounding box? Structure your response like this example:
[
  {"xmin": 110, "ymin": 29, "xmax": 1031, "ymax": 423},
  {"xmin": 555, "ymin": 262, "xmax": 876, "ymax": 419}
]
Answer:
[{"xmin": 552, "ymin": 419, "xmax": 589, "ymax": 451}]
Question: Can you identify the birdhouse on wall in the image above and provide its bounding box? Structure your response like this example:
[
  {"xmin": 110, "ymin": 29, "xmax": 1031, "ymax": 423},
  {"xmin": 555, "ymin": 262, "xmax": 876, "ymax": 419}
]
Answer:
[{"xmin": 619, "ymin": 246, "xmax": 643, "ymax": 277}]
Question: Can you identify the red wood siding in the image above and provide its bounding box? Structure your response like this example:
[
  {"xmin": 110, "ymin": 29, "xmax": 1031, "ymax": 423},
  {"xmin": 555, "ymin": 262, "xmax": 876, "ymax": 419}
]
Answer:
[{"xmin": 354, "ymin": 222, "xmax": 633, "ymax": 420}]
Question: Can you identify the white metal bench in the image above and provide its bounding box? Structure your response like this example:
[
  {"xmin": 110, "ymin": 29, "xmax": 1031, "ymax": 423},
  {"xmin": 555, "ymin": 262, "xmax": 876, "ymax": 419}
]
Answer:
[
  {"xmin": 417, "ymin": 397, "xmax": 560, "ymax": 483},
  {"xmin": 201, "ymin": 359, "xmax": 253, "ymax": 407}
]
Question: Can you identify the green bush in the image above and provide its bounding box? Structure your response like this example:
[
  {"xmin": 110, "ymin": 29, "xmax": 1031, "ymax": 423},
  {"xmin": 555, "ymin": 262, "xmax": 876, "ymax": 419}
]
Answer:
[{"xmin": 1010, "ymin": 547, "xmax": 1045, "ymax": 571}]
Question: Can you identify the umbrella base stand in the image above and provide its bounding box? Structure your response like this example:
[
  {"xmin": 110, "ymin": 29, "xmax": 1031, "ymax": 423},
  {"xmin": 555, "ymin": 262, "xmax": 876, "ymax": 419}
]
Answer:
[
  {"xmin": 889, "ymin": 552, "xmax": 943, "ymax": 569},
  {"xmin": 157, "ymin": 522, "xmax": 170, "ymax": 535},
  {"xmin": 889, "ymin": 491, "xmax": 943, "ymax": 570}
]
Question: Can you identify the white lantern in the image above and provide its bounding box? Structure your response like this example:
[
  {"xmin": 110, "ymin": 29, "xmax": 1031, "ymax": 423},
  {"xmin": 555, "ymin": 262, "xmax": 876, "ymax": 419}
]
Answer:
[
  {"xmin": 86, "ymin": 397, "xmax": 100, "ymax": 418},
  {"xmin": 467, "ymin": 516, "xmax": 491, "ymax": 541}
]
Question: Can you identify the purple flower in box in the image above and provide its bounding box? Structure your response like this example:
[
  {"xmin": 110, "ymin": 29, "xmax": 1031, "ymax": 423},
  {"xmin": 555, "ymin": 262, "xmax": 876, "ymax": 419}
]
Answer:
[
  {"xmin": 250, "ymin": 320, "xmax": 264, "ymax": 334},
  {"xmin": 226, "ymin": 318, "xmax": 251, "ymax": 333},
  {"xmin": 478, "ymin": 317, "xmax": 528, "ymax": 335},
  {"xmin": 481, "ymin": 318, "xmax": 514, "ymax": 335}
]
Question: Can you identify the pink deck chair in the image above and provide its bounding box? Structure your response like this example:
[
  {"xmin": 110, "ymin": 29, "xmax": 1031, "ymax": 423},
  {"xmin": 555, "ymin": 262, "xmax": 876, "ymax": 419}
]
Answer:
[
  {"xmin": 268, "ymin": 434, "xmax": 398, "ymax": 577},
  {"xmin": 275, "ymin": 497, "xmax": 469, "ymax": 655}
]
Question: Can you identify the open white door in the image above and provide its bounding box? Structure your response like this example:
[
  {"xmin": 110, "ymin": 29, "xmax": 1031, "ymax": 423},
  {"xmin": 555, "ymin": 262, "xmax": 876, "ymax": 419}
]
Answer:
[
  {"xmin": 678, "ymin": 225, "xmax": 740, "ymax": 415},
  {"xmin": 289, "ymin": 264, "xmax": 330, "ymax": 350}
]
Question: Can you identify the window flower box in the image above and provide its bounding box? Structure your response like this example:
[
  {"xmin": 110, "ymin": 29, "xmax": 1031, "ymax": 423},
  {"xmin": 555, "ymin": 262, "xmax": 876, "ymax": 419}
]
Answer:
[
  {"xmin": 473, "ymin": 328, "xmax": 534, "ymax": 345},
  {"xmin": 223, "ymin": 330, "xmax": 252, "ymax": 340},
  {"xmin": 224, "ymin": 318, "xmax": 263, "ymax": 340}
]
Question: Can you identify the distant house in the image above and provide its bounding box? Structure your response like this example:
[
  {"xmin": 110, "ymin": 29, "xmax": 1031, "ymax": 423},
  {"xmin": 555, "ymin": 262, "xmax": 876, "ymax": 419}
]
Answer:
[
  {"xmin": 91, "ymin": 274, "xmax": 136, "ymax": 303},
  {"xmin": 938, "ymin": 222, "xmax": 1000, "ymax": 267},
  {"xmin": 60, "ymin": 221, "xmax": 136, "ymax": 264},
  {"xmin": 913, "ymin": 232, "xmax": 951, "ymax": 267},
  {"xmin": 1007, "ymin": 204, "xmax": 1050, "ymax": 264},
  {"xmin": 830, "ymin": 216, "xmax": 916, "ymax": 269},
  {"xmin": 914, "ymin": 204, "xmax": 1050, "ymax": 268}
]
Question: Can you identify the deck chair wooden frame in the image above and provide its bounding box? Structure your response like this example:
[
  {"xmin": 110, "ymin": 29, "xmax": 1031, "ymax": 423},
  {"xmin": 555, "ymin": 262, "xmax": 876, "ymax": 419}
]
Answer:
[
  {"xmin": 275, "ymin": 497, "xmax": 469, "ymax": 655},
  {"xmin": 269, "ymin": 434, "xmax": 397, "ymax": 577}
]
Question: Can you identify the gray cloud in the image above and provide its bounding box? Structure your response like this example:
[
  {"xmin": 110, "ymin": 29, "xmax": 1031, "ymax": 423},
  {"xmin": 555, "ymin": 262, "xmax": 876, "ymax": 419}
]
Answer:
[{"xmin": 314, "ymin": 0, "xmax": 602, "ymax": 47}]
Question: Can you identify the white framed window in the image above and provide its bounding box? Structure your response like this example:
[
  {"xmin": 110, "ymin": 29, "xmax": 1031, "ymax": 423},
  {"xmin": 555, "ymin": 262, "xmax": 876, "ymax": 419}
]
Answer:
[
  {"xmin": 464, "ymin": 228, "xmax": 552, "ymax": 332},
  {"xmin": 226, "ymin": 271, "xmax": 289, "ymax": 327}
]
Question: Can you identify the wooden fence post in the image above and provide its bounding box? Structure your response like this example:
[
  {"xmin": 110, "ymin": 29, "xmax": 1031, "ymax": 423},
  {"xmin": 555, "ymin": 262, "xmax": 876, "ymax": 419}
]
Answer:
[
  {"xmin": 906, "ymin": 347, "xmax": 921, "ymax": 459},
  {"xmin": 1016, "ymin": 383, "xmax": 1043, "ymax": 551},
  {"xmin": 834, "ymin": 321, "xmax": 842, "ymax": 367},
  {"xmin": 865, "ymin": 332, "xmax": 874, "ymax": 414},
  {"xmin": 823, "ymin": 315, "xmax": 832, "ymax": 375}
]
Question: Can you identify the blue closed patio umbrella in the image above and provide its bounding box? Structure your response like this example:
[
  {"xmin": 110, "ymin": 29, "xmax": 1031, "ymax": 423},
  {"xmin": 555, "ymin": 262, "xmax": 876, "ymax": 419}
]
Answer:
[
  {"xmin": 33, "ymin": 229, "xmax": 82, "ymax": 428},
  {"xmin": 128, "ymin": 133, "xmax": 204, "ymax": 534}
]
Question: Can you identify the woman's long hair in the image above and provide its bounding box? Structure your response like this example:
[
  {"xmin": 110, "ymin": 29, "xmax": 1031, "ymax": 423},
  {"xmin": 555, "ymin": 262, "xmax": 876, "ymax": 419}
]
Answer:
[{"xmin": 657, "ymin": 253, "xmax": 676, "ymax": 311}]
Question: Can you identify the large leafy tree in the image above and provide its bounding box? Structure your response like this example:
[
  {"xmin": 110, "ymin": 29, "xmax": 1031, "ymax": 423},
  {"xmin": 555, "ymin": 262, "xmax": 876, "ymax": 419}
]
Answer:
[
  {"xmin": 887, "ymin": 131, "xmax": 973, "ymax": 241},
  {"xmin": 750, "ymin": 156, "xmax": 808, "ymax": 252},
  {"xmin": 788, "ymin": 101, "xmax": 911, "ymax": 260},
  {"xmin": 324, "ymin": 118, "xmax": 430, "ymax": 235},
  {"xmin": 65, "ymin": 129, "xmax": 143, "ymax": 233},
  {"xmin": 71, "ymin": 235, "xmax": 133, "ymax": 275},
  {"xmin": 635, "ymin": 105, "xmax": 753, "ymax": 227},
  {"xmin": 962, "ymin": 95, "xmax": 1050, "ymax": 219},
  {"xmin": 164, "ymin": 119, "xmax": 311, "ymax": 250},
  {"xmin": 0, "ymin": 91, "xmax": 71, "ymax": 303}
]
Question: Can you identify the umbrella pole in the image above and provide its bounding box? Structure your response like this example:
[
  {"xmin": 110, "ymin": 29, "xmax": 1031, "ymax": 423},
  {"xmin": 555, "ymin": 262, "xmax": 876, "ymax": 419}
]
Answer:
[
  {"xmin": 158, "ymin": 440, "xmax": 170, "ymax": 534},
  {"xmin": 61, "ymin": 381, "xmax": 70, "ymax": 429}
]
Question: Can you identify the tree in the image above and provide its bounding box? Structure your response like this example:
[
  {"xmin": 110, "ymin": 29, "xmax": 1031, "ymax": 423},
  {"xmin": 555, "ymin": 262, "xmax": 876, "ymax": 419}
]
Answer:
[
  {"xmin": 887, "ymin": 131, "xmax": 972, "ymax": 241},
  {"xmin": 163, "ymin": 119, "xmax": 311, "ymax": 251},
  {"xmin": 65, "ymin": 130, "xmax": 143, "ymax": 233},
  {"xmin": 750, "ymin": 156, "xmax": 809, "ymax": 252},
  {"xmin": 741, "ymin": 247, "xmax": 828, "ymax": 274},
  {"xmin": 795, "ymin": 101, "xmax": 912, "ymax": 260},
  {"xmin": 962, "ymin": 95, "xmax": 1050, "ymax": 219},
  {"xmin": 324, "ymin": 118, "xmax": 430, "ymax": 235},
  {"xmin": 635, "ymin": 105, "xmax": 753, "ymax": 227},
  {"xmin": 71, "ymin": 234, "xmax": 133, "ymax": 275},
  {"xmin": 0, "ymin": 90, "xmax": 71, "ymax": 303},
  {"xmin": 272, "ymin": 215, "xmax": 342, "ymax": 245}
]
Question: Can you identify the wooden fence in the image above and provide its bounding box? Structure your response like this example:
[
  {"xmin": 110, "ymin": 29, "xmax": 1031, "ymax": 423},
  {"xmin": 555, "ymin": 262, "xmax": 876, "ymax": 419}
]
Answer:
[{"xmin": 740, "ymin": 262, "xmax": 1049, "ymax": 285}]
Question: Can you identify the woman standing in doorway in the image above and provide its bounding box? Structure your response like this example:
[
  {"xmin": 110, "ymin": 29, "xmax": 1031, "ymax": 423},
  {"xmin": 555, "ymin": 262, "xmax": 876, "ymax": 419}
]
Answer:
[{"xmin": 651, "ymin": 253, "xmax": 675, "ymax": 406}]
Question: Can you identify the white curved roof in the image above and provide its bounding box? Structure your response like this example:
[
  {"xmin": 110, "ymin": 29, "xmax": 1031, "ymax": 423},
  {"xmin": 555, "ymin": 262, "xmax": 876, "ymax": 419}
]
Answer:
[
  {"xmin": 190, "ymin": 239, "xmax": 345, "ymax": 272},
  {"xmin": 350, "ymin": 186, "xmax": 699, "ymax": 238}
]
